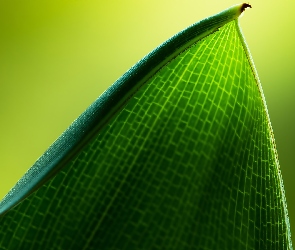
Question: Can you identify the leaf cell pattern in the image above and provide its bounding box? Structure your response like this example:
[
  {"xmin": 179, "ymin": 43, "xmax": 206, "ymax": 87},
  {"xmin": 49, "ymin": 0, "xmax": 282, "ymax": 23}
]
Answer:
[{"xmin": 0, "ymin": 20, "xmax": 292, "ymax": 249}]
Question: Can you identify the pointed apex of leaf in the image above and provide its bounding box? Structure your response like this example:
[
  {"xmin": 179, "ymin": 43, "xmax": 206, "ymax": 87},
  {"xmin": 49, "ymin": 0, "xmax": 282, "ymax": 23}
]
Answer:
[
  {"xmin": 241, "ymin": 3, "xmax": 252, "ymax": 13},
  {"xmin": 216, "ymin": 3, "xmax": 251, "ymax": 21}
]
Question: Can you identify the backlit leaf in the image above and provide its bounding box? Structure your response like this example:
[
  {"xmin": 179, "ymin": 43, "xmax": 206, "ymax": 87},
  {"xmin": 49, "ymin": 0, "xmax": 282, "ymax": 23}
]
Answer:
[{"xmin": 0, "ymin": 3, "xmax": 293, "ymax": 249}]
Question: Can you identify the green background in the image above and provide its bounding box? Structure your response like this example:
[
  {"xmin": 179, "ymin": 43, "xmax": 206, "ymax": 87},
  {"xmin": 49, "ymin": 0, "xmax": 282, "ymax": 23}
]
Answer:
[{"xmin": 0, "ymin": 0, "xmax": 294, "ymax": 242}]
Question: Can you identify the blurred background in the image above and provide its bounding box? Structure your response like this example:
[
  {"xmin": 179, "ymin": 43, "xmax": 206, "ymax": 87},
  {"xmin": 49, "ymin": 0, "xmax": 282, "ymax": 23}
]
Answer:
[{"xmin": 0, "ymin": 0, "xmax": 294, "ymax": 242}]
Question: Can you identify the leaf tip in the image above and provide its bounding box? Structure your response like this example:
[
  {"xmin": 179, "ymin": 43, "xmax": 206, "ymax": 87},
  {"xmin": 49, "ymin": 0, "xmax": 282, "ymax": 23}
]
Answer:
[{"xmin": 241, "ymin": 3, "xmax": 252, "ymax": 13}]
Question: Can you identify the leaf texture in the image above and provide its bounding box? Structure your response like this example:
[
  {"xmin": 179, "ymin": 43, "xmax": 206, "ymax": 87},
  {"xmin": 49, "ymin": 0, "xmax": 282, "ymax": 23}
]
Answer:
[{"xmin": 0, "ymin": 4, "xmax": 293, "ymax": 250}]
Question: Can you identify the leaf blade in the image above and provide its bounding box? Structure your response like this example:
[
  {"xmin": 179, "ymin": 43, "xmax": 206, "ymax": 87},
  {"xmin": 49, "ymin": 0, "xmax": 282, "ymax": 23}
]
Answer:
[{"xmin": 0, "ymin": 4, "xmax": 293, "ymax": 250}]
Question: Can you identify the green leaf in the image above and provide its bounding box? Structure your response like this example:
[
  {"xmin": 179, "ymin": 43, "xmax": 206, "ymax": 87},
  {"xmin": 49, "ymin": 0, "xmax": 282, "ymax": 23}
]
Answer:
[{"xmin": 0, "ymin": 3, "xmax": 293, "ymax": 249}]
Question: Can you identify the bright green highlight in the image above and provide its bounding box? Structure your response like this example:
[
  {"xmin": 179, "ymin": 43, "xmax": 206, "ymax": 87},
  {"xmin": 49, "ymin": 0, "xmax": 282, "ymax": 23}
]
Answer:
[{"xmin": 0, "ymin": 8, "xmax": 292, "ymax": 250}]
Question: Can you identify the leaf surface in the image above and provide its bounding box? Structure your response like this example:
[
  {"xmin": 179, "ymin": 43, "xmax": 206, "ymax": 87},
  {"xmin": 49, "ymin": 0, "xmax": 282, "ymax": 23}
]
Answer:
[{"xmin": 0, "ymin": 3, "xmax": 292, "ymax": 250}]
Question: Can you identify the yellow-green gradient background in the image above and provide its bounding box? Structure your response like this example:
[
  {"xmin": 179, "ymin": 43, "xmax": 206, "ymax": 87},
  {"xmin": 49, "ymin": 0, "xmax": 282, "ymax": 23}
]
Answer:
[{"xmin": 0, "ymin": 0, "xmax": 294, "ymax": 241}]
